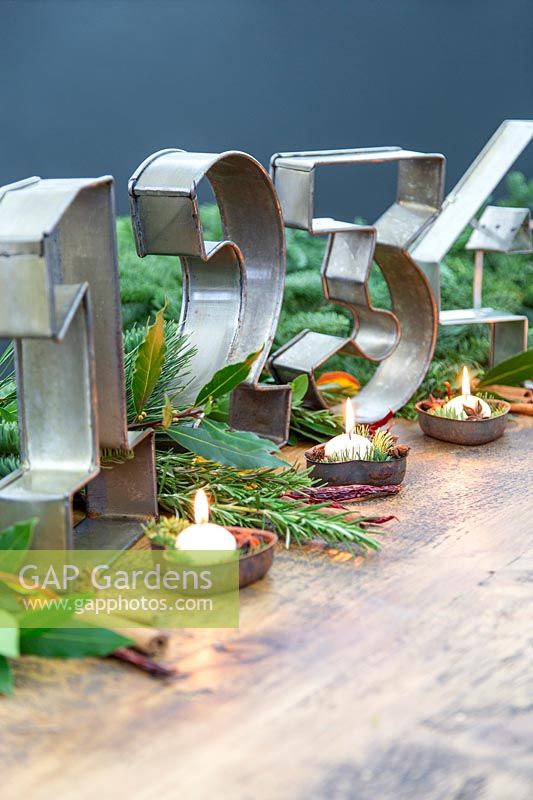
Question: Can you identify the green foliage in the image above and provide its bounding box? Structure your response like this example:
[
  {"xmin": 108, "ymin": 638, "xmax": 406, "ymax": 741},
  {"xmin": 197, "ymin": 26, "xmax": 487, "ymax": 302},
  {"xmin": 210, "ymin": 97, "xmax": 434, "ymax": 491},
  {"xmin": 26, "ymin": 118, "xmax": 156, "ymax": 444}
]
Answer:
[
  {"xmin": 0, "ymin": 421, "xmax": 19, "ymax": 454},
  {"xmin": 366, "ymin": 428, "xmax": 396, "ymax": 461},
  {"xmin": 290, "ymin": 374, "xmax": 309, "ymax": 406},
  {"xmin": 429, "ymin": 401, "xmax": 507, "ymax": 420},
  {"xmin": 0, "ymin": 519, "xmax": 132, "ymax": 695},
  {"xmin": 287, "ymin": 374, "xmax": 343, "ymax": 444},
  {"xmin": 156, "ymin": 451, "xmax": 384, "ymax": 552},
  {"xmin": 117, "ymin": 216, "xmax": 182, "ymax": 328},
  {"xmin": 165, "ymin": 420, "xmax": 287, "ymax": 470},
  {"xmin": 124, "ymin": 319, "xmax": 196, "ymax": 422},
  {"xmin": 115, "ymin": 181, "xmax": 533, "ymax": 398},
  {"xmin": 274, "ymin": 310, "xmax": 352, "ymax": 350},
  {"xmin": 497, "ymin": 171, "xmax": 533, "ymax": 210},
  {"xmin": 131, "ymin": 305, "xmax": 167, "ymax": 417},
  {"xmin": 321, "ymin": 426, "xmax": 395, "ymax": 463},
  {"xmin": 195, "ymin": 349, "xmax": 262, "ymax": 406},
  {"xmin": 117, "ymin": 205, "xmax": 223, "ymax": 328},
  {"xmin": 0, "ymin": 343, "xmax": 17, "ymax": 423},
  {"xmin": 20, "ymin": 624, "xmax": 130, "ymax": 659},
  {"xmin": 0, "ymin": 656, "xmax": 13, "ymax": 695},
  {"xmin": 0, "ymin": 455, "xmax": 20, "ymax": 480},
  {"xmin": 428, "ymin": 405, "xmax": 464, "ymax": 421},
  {"xmin": 0, "ymin": 613, "xmax": 19, "ymax": 658},
  {"xmin": 0, "ymin": 518, "xmax": 37, "ymax": 573},
  {"xmin": 477, "ymin": 349, "xmax": 533, "ymax": 387},
  {"xmin": 157, "ymin": 451, "xmax": 311, "ymax": 510}
]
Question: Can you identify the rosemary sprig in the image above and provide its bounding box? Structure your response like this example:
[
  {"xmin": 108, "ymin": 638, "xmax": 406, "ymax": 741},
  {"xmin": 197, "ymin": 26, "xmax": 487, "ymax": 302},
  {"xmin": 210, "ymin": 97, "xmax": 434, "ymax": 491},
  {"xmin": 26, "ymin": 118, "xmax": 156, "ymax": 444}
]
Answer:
[
  {"xmin": 156, "ymin": 452, "xmax": 385, "ymax": 552},
  {"xmin": 156, "ymin": 451, "xmax": 311, "ymax": 502},
  {"xmin": 159, "ymin": 491, "xmax": 383, "ymax": 553}
]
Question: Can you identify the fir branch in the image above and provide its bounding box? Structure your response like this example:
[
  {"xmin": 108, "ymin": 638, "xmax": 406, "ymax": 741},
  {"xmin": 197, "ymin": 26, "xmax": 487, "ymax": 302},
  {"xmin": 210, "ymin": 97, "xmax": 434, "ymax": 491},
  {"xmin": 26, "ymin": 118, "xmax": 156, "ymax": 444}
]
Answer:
[
  {"xmin": 0, "ymin": 454, "xmax": 20, "ymax": 479},
  {"xmin": 0, "ymin": 421, "xmax": 19, "ymax": 455}
]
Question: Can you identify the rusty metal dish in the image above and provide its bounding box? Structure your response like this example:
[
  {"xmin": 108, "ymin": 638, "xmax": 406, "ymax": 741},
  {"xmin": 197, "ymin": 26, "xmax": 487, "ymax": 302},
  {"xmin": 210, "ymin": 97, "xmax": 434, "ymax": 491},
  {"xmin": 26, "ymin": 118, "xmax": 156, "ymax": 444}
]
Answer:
[
  {"xmin": 151, "ymin": 527, "xmax": 277, "ymax": 590},
  {"xmin": 305, "ymin": 447, "xmax": 407, "ymax": 487},
  {"xmin": 231, "ymin": 527, "xmax": 277, "ymax": 588},
  {"xmin": 416, "ymin": 400, "xmax": 511, "ymax": 445}
]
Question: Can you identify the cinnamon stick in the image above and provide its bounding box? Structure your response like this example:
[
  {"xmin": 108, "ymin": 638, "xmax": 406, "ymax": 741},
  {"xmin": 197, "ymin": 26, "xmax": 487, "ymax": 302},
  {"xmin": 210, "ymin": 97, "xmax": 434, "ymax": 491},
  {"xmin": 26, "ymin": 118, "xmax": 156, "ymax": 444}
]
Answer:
[
  {"xmin": 112, "ymin": 647, "xmax": 176, "ymax": 677},
  {"xmin": 477, "ymin": 383, "xmax": 533, "ymax": 401},
  {"xmin": 82, "ymin": 613, "xmax": 169, "ymax": 657},
  {"xmin": 509, "ymin": 402, "xmax": 533, "ymax": 416},
  {"xmin": 116, "ymin": 627, "xmax": 169, "ymax": 658}
]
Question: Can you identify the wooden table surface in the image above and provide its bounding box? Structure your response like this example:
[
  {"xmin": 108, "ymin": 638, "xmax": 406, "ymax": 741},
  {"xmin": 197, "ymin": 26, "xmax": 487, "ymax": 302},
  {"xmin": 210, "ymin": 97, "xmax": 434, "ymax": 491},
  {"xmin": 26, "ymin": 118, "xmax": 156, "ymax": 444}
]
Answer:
[{"xmin": 1, "ymin": 417, "xmax": 532, "ymax": 800}]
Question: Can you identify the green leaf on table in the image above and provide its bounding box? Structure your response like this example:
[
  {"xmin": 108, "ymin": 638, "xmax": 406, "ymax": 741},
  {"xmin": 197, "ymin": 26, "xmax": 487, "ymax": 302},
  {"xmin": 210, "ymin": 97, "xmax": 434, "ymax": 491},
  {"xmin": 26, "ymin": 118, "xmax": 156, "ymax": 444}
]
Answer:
[
  {"xmin": 194, "ymin": 349, "xmax": 263, "ymax": 407},
  {"xmin": 20, "ymin": 623, "xmax": 131, "ymax": 658},
  {"xmin": 202, "ymin": 418, "xmax": 281, "ymax": 451},
  {"xmin": 477, "ymin": 349, "xmax": 533, "ymax": 388},
  {"xmin": 0, "ymin": 518, "xmax": 36, "ymax": 573},
  {"xmin": 166, "ymin": 422, "xmax": 287, "ymax": 469},
  {"xmin": 0, "ymin": 611, "xmax": 19, "ymax": 658},
  {"xmin": 0, "ymin": 656, "xmax": 13, "ymax": 695},
  {"xmin": 17, "ymin": 598, "xmax": 84, "ymax": 635},
  {"xmin": 0, "ymin": 583, "xmax": 22, "ymax": 613},
  {"xmin": 132, "ymin": 305, "xmax": 167, "ymax": 416},
  {"xmin": 0, "ymin": 518, "xmax": 35, "ymax": 551},
  {"xmin": 290, "ymin": 374, "xmax": 309, "ymax": 407}
]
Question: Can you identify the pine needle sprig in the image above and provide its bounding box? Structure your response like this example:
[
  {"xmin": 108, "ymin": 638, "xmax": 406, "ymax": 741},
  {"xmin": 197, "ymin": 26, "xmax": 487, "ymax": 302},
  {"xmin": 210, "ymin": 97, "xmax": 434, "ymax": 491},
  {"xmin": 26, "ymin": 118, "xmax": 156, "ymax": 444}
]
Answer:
[
  {"xmin": 0, "ymin": 421, "xmax": 19, "ymax": 454},
  {"xmin": 0, "ymin": 454, "xmax": 20, "ymax": 479},
  {"xmin": 429, "ymin": 400, "xmax": 507, "ymax": 420},
  {"xmin": 367, "ymin": 429, "xmax": 396, "ymax": 461},
  {"xmin": 0, "ymin": 340, "xmax": 14, "ymax": 381},
  {"xmin": 290, "ymin": 405, "xmax": 343, "ymax": 443},
  {"xmin": 429, "ymin": 405, "xmax": 464, "ymax": 420},
  {"xmin": 0, "ymin": 342, "xmax": 17, "ymax": 419}
]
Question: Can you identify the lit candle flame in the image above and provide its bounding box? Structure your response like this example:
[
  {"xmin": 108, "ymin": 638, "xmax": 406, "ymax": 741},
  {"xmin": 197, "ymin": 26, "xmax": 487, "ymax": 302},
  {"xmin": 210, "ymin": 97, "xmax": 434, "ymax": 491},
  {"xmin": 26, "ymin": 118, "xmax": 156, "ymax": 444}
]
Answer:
[
  {"xmin": 461, "ymin": 365, "xmax": 471, "ymax": 396},
  {"xmin": 194, "ymin": 488, "xmax": 210, "ymax": 525},
  {"xmin": 344, "ymin": 399, "xmax": 355, "ymax": 435}
]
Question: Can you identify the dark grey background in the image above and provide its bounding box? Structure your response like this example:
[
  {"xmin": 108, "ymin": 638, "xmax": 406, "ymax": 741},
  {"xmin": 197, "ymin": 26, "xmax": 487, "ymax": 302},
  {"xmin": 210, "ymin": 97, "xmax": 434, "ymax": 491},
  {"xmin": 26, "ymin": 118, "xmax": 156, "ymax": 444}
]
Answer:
[{"xmin": 1, "ymin": 0, "xmax": 532, "ymax": 220}]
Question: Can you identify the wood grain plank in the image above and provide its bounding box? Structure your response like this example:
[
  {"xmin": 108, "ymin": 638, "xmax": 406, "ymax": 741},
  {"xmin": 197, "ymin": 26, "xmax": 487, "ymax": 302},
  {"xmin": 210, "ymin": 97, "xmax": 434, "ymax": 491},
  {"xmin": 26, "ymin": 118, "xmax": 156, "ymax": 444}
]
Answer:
[{"xmin": 1, "ymin": 417, "xmax": 532, "ymax": 800}]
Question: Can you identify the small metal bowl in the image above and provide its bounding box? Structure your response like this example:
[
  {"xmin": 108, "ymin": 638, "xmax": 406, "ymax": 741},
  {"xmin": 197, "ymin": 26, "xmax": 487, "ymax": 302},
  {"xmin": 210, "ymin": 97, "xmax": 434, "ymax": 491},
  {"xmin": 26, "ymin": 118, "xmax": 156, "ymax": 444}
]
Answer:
[
  {"xmin": 305, "ymin": 446, "xmax": 407, "ymax": 487},
  {"xmin": 231, "ymin": 527, "xmax": 277, "ymax": 588},
  {"xmin": 151, "ymin": 527, "xmax": 277, "ymax": 590},
  {"xmin": 416, "ymin": 399, "xmax": 511, "ymax": 445}
]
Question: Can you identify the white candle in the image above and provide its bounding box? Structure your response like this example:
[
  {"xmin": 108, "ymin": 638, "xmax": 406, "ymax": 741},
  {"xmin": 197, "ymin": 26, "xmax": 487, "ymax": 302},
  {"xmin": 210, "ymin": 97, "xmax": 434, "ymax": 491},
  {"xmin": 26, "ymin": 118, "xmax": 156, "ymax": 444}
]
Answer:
[
  {"xmin": 324, "ymin": 399, "xmax": 371, "ymax": 460},
  {"xmin": 443, "ymin": 366, "xmax": 491, "ymax": 420},
  {"xmin": 176, "ymin": 489, "xmax": 237, "ymax": 557}
]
